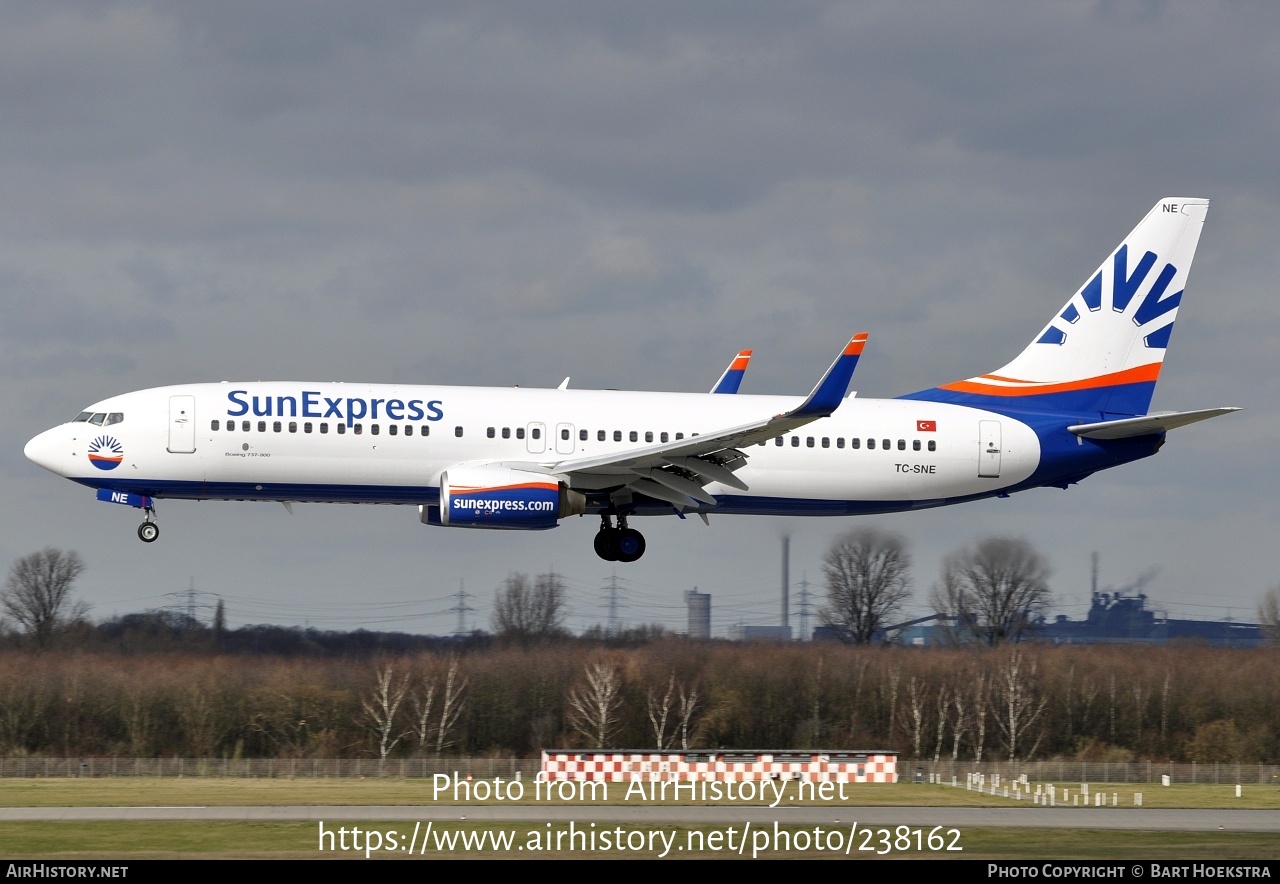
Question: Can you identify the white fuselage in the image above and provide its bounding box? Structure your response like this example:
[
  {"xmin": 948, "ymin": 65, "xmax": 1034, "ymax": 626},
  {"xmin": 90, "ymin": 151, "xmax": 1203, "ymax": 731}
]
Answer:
[{"xmin": 25, "ymin": 381, "xmax": 1041, "ymax": 515}]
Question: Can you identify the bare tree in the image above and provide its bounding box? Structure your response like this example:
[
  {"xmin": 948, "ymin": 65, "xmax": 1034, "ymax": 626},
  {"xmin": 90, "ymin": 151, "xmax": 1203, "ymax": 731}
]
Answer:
[
  {"xmin": 646, "ymin": 674, "xmax": 675, "ymax": 749},
  {"xmin": 2, "ymin": 549, "xmax": 88, "ymax": 649},
  {"xmin": 492, "ymin": 572, "xmax": 567, "ymax": 644},
  {"xmin": 820, "ymin": 528, "xmax": 913, "ymax": 643},
  {"xmin": 992, "ymin": 649, "xmax": 1048, "ymax": 761},
  {"xmin": 1258, "ymin": 585, "xmax": 1280, "ymax": 642},
  {"xmin": 567, "ymin": 661, "xmax": 622, "ymax": 748},
  {"xmin": 930, "ymin": 537, "xmax": 1051, "ymax": 645},
  {"xmin": 434, "ymin": 659, "xmax": 467, "ymax": 755},
  {"xmin": 362, "ymin": 661, "xmax": 410, "ymax": 764},
  {"xmin": 931, "ymin": 683, "xmax": 951, "ymax": 765},
  {"xmin": 409, "ymin": 659, "xmax": 468, "ymax": 756},
  {"xmin": 966, "ymin": 668, "xmax": 991, "ymax": 763},
  {"xmin": 903, "ymin": 675, "xmax": 928, "ymax": 758},
  {"xmin": 675, "ymin": 680, "xmax": 700, "ymax": 750}
]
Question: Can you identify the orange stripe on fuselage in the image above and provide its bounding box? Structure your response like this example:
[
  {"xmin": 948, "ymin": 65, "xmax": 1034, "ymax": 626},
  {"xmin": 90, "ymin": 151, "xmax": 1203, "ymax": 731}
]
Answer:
[{"xmin": 938, "ymin": 363, "xmax": 1162, "ymax": 397}]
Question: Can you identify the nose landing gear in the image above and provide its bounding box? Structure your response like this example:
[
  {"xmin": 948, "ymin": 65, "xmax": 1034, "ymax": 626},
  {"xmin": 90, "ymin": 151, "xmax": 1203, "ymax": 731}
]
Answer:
[
  {"xmin": 594, "ymin": 513, "xmax": 645, "ymax": 562},
  {"xmin": 137, "ymin": 507, "xmax": 159, "ymax": 543}
]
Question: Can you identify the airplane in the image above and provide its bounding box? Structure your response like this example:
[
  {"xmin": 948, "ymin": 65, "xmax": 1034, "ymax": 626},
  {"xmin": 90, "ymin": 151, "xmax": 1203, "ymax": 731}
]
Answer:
[{"xmin": 24, "ymin": 198, "xmax": 1239, "ymax": 563}]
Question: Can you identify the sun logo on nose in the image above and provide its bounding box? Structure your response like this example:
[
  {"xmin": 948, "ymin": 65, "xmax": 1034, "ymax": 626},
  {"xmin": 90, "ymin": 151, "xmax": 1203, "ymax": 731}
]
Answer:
[{"xmin": 88, "ymin": 435, "xmax": 124, "ymax": 471}]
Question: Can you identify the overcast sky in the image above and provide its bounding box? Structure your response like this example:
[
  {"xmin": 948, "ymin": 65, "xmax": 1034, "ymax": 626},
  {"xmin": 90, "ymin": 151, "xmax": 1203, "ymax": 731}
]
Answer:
[{"xmin": 4, "ymin": 1, "xmax": 1278, "ymax": 636}]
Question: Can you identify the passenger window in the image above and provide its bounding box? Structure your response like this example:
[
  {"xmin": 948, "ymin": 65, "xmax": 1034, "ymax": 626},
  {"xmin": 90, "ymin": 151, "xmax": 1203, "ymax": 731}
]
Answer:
[
  {"xmin": 897, "ymin": 439, "xmax": 905, "ymax": 450},
  {"xmin": 775, "ymin": 437, "xmax": 784, "ymax": 446},
  {"xmin": 258, "ymin": 421, "xmax": 267, "ymax": 432},
  {"xmin": 502, "ymin": 427, "xmax": 511, "ymax": 439},
  {"xmin": 105, "ymin": 413, "xmax": 124, "ymax": 426},
  {"xmin": 516, "ymin": 428, "xmax": 525, "ymax": 439},
  {"xmin": 613, "ymin": 431, "xmax": 622, "ymax": 442},
  {"xmin": 597, "ymin": 430, "xmax": 606, "ymax": 441},
  {"xmin": 867, "ymin": 438, "xmax": 875, "ymax": 450},
  {"xmin": 226, "ymin": 421, "xmax": 234, "ymax": 432},
  {"xmin": 821, "ymin": 437, "xmax": 829, "ymax": 448},
  {"xmin": 455, "ymin": 426, "xmax": 464, "ymax": 437},
  {"xmin": 579, "ymin": 429, "xmax": 588, "ymax": 441},
  {"xmin": 89, "ymin": 414, "xmax": 106, "ymax": 426},
  {"xmin": 561, "ymin": 429, "xmax": 571, "ymax": 441},
  {"xmin": 370, "ymin": 424, "xmax": 379, "ymax": 435},
  {"xmin": 928, "ymin": 440, "xmax": 936, "ymax": 452},
  {"xmin": 851, "ymin": 438, "xmax": 860, "ymax": 449},
  {"xmin": 836, "ymin": 438, "xmax": 845, "ymax": 449},
  {"xmin": 289, "ymin": 422, "xmax": 297, "ymax": 433},
  {"xmin": 791, "ymin": 437, "xmax": 800, "ymax": 447},
  {"xmin": 388, "ymin": 425, "xmax": 397, "ymax": 436},
  {"xmin": 242, "ymin": 421, "xmax": 250, "ymax": 432},
  {"xmin": 487, "ymin": 427, "xmax": 496, "ymax": 438},
  {"xmin": 211, "ymin": 420, "xmax": 220, "ymax": 431},
  {"xmin": 645, "ymin": 431, "xmax": 653, "ymax": 442},
  {"xmin": 320, "ymin": 423, "xmax": 328, "ymax": 434},
  {"xmin": 913, "ymin": 439, "xmax": 920, "ymax": 451},
  {"xmin": 403, "ymin": 425, "xmax": 412, "ymax": 436},
  {"xmin": 806, "ymin": 437, "xmax": 815, "ymax": 447},
  {"xmin": 531, "ymin": 427, "xmax": 540, "ymax": 439},
  {"xmin": 337, "ymin": 424, "xmax": 346, "ymax": 434},
  {"xmin": 273, "ymin": 421, "xmax": 282, "ymax": 433},
  {"xmin": 354, "ymin": 424, "xmax": 363, "ymax": 435},
  {"xmin": 660, "ymin": 432, "xmax": 669, "ymax": 443},
  {"xmin": 882, "ymin": 439, "xmax": 890, "ymax": 449},
  {"xmin": 421, "ymin": 426, "xmax": 429, "ymax": 437},
  {"xmin": 629, "ymin": 431, "xmax": 638, "ymax": 442},
  {"xmin": 675, "ymin": 432, "xmax": 684, "ymax": 440},
  {"xmin": 304, "ymin": 422, "xmax": 313, "ymax": 433}
]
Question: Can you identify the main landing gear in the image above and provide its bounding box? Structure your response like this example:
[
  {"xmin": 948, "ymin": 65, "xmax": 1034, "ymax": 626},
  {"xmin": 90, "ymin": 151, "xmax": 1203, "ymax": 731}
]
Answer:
[
  {"xmin": 137, "ymin": 507, "xmax": 159, "ymax": 543},
  {"xmin": 594, "ymin": 513, "xmax": 646, "ymax": 563}
]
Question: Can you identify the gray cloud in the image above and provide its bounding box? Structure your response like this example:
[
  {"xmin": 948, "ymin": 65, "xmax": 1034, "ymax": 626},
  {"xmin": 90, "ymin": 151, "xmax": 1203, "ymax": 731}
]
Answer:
[{"xmin": 2, "ymin": 1, "xmax": 1275, "ymax": 634}]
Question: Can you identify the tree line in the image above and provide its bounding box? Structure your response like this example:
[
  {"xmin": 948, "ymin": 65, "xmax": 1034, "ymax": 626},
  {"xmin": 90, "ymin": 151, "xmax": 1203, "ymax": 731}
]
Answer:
[
  {"xmin": 0, "ymin": 546, "xmax": 1277, "ymax": 763},
  {"xmin": 0, "ymin": 642, "xmax": 1275, "ymax": 762}
]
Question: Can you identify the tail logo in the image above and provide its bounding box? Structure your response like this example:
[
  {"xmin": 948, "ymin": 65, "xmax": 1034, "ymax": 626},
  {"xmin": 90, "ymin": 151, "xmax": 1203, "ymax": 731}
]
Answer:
[
  {"xmin": 1036, "ymin": 245, "xmax": 1182, "ymax": 351},
  {"xmin": 88, "ymin": 435, "xmax": 124, "ymax": 471}
]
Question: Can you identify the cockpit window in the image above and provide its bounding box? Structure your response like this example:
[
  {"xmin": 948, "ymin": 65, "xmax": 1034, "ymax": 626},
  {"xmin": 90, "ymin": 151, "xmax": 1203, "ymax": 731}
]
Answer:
[
  {"xmin": 104, "ymin": 413, "xmax": 124, "ymax": 426},
  {"xmin": 74, "ymin": 412, "xmax": 93, "ymax": 423},
  {"xmin": 88, "ymin": 413, "xmax": 106, "ymax": 426}
]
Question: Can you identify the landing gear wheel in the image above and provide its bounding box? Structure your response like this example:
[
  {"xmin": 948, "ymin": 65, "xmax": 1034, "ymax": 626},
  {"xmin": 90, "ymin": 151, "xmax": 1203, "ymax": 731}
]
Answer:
[
  {"xmin": 594, "ymin": 528, "xmax": 619, "ymax": 561},
  {"xmin": 616, "ymin": 528, "xmax": 646, "ymax": 563},
  {"xmin": 137, "ymin": 522, "xmax": 159, "ymax": 543}
]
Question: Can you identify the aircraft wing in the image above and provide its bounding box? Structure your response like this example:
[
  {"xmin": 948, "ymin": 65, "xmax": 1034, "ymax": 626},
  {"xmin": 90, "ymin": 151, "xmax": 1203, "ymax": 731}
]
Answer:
[
  {"xmin": 516, "ymin": 333, "xmax": 868, "ymax": 507},
  {"xmin": 1068, "ymin": 407, "xmax": 1241, "ymax": 440}
]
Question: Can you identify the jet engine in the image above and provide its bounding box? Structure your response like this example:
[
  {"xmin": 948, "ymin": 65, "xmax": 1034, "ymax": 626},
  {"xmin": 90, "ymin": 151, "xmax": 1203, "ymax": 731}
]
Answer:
[{"xmin": 420, "ymin": 466, "xmax": 586, "ymax": 530}]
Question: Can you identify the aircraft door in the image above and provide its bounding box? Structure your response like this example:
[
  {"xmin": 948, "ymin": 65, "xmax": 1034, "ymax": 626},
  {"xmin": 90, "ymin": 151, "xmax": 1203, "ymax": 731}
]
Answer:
[
  {"xmin": 555, "ymin": 423, "xmax": 575, "ymax": 455},
  {"xmin": 168, "ymin": 395, "xmax": 197, "ymax": 453},
  {"xmin": 526, "ymin": 422, "xmax": 546, "ymax": 454},
  {"xmin": 978, "ymin": 420, "xmax": 1001, "ymax": 477}
]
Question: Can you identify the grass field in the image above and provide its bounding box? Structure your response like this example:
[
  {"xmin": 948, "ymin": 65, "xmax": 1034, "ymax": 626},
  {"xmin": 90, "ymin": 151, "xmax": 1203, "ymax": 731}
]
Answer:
[{"xmin": 1, "ymin": 778, "xmax": 1277, "ymax": 859}]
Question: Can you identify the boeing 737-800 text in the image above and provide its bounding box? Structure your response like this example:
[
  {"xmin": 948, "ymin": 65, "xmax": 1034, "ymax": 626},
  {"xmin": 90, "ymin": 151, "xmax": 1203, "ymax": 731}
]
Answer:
[{"xmin": 25, "ymin": 198, "xmax": 1238, "ymax": 562}]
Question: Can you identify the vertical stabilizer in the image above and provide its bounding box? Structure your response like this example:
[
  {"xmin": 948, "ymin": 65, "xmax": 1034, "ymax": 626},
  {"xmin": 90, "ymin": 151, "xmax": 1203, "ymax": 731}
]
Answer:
[{"xmin": 903, "ymin": 198, "xmax": 1208, "ymax": 417}]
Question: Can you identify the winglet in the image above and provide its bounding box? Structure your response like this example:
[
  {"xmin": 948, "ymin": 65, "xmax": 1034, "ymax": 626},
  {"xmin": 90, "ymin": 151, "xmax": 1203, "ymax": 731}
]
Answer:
[
  {"xmin": 790, "ymin": 333, "xmax": 868, "ymax": 418},
  {"xmin": 710, "ymin": 350, "xmax": 753, "ymax": 394}
]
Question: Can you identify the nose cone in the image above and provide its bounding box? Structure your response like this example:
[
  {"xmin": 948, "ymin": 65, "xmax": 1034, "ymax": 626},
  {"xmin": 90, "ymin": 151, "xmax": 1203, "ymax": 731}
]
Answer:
[{"xmin": 25, "ymin": 427, "xmax": 70, "ymax": 476}]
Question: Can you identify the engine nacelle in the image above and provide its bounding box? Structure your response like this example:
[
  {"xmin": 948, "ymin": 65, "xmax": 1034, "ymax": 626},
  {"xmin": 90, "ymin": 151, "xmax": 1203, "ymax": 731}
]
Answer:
[{"xmin": 426, "ymin": 466, "xmax": 585, "ymax": 530}]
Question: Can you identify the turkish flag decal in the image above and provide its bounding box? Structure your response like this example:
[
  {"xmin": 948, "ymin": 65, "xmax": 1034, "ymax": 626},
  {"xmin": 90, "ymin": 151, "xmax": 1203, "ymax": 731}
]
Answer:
[{"xmin": 917, "ymin": 420, "xmax": 937, "ymax": 432}]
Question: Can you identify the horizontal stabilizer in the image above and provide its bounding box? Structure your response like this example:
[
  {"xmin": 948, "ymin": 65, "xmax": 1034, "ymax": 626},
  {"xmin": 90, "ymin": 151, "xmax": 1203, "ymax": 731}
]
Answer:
[{"xmin": 1069, "ymin": 407, "xmax": 1241, "ymax": 440}]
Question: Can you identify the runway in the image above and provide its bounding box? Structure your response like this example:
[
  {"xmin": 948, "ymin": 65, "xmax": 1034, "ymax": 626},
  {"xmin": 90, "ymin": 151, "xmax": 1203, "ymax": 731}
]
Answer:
[{"xmin": 2, "ymin": 805, "xmax": 1277, "ymax": 832}]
